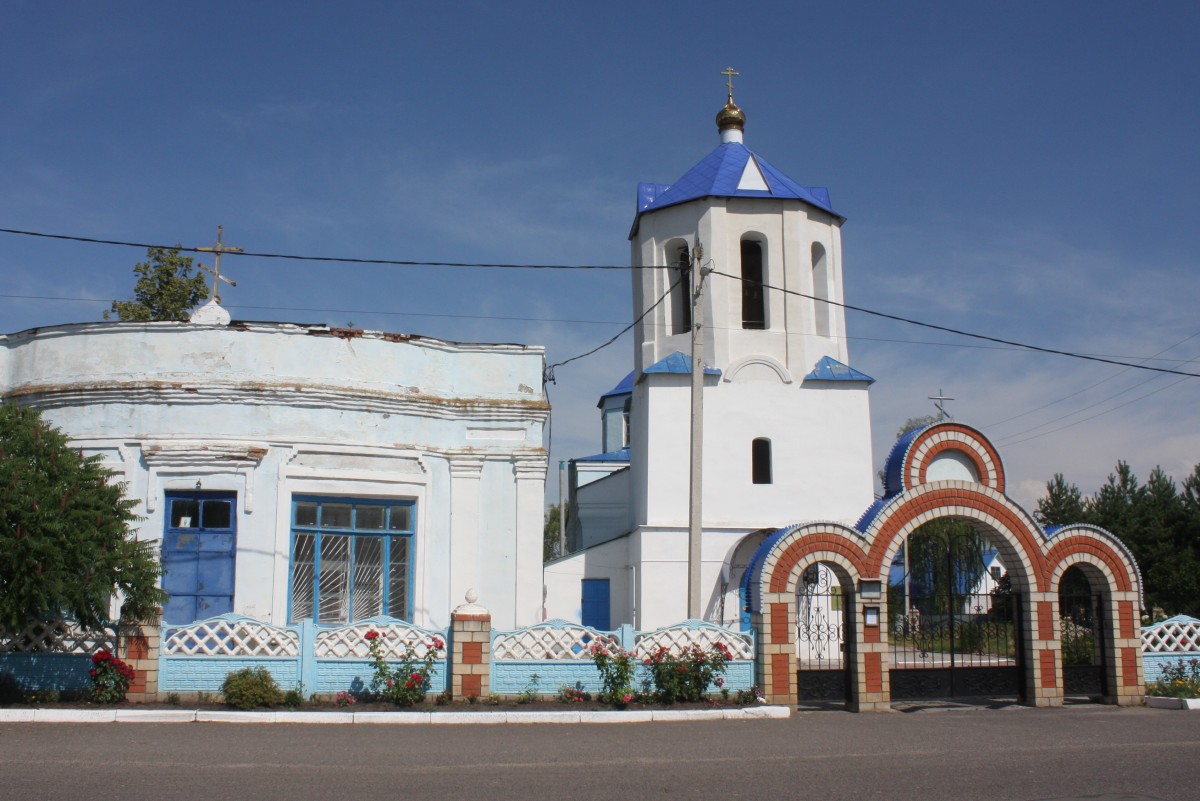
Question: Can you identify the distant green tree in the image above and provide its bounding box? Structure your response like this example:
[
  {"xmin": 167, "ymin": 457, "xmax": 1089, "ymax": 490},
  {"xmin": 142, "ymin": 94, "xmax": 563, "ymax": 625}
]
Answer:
[
  {"xmin": 544, "ymin": 505, "xmax": 562, "ymax": 561},
  {"xmin": 0, "ymin": 405, "xmax": 166, "ymax": 630},
  {"xmin": 1036, "ymin": 461, "xmax": 1200, "ymax": 617},
  {"xmin": 1035, "ymin": 474, "xmax": 1088, "ymax": 527},
  {"xmin": 895, "ymin": 415, "xmax": 941, "ymax": 439},
  {"xmin": 106, "ymin": 246, "xmax": 208, "ymax": 322}
]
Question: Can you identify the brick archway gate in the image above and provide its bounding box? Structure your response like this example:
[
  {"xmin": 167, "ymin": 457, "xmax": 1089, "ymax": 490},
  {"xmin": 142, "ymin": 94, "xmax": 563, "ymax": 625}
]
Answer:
[{"xmin": 747, "ymin": 422, "xmax": 1146, "ymax": 711}]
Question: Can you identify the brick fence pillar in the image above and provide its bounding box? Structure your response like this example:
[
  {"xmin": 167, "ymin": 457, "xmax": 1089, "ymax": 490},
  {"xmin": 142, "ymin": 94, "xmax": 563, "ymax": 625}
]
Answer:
[
  {"xmin": 117, "ymin": 609, "xmax": 162, "ymax": 703},
  {"xmin": 450, "ymin": 590, "xmax": 491, "ymax": 700}
]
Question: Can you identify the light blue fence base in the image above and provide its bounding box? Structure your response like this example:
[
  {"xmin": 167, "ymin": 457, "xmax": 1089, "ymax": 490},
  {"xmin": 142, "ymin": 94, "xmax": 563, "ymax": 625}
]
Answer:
[
  {"xmin": 1143, "ymin": 652, "xmax": 1200, "ymax": 686},
  {"xmin": 490, "ymin": 661, "xmax": 755, "ymax": 697},
  {"xmin": 315, "ymin": 661, "xmax": 447, "ymax": 696},
  {"xmin": 0, "ymin": 654, "xmax": 93, "ymax": 692},
  {"xmin": 160, "ymin": 658, "xmax": 300, "ymax": 693}
]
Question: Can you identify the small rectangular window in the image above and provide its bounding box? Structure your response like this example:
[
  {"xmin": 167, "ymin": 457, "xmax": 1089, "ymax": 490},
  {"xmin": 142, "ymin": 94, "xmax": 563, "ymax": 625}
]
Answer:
[
  {"xmin": 321, "ymin": 503, "xmax": 353, "ymax": 528},
  {"xmin": 202, "ymin": 500, "xmax": 232, "ymax": 529},
  {"xmin": 356, "ymin": 505, "xmax": 386, "ymax": 530},
  {"xmin": 752, "ymin": 438, "xmax": 773, "ymax": 484}
]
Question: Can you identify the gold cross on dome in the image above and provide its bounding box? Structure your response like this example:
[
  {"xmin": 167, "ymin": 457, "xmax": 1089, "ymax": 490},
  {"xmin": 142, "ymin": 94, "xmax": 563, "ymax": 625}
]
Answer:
[
  {"xmin": 721, "ymin": 66, "xmax": 739, "ymax": 100},
  {"xmin": 196, "ymin": 224, "xmax": 243, "ymax": 303}
]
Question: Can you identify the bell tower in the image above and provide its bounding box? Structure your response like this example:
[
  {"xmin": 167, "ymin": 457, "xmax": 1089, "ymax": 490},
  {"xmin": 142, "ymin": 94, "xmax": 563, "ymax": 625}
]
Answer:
[{"xmin": 625, "ymin": 76, "xmax": 876, "ymax": 566}]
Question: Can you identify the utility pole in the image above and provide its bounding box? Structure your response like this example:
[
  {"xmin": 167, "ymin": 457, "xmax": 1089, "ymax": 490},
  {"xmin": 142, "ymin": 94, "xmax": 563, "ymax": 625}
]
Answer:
[{"xmin": 687, "ymin": 241, "xmax": 706, "ymax": 619}]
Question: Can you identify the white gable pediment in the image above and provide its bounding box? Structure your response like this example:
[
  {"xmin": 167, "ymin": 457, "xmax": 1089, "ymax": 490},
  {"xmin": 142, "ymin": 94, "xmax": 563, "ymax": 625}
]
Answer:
[{"xmin": 737, "ymin": 156, "xmax": 770, "ymax": 191}]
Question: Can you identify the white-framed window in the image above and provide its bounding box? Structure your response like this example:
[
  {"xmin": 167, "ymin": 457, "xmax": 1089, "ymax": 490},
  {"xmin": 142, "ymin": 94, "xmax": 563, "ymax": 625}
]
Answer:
[{"xmin": 289, "ymin": 496, "xmax": 415, "ymax": 624}]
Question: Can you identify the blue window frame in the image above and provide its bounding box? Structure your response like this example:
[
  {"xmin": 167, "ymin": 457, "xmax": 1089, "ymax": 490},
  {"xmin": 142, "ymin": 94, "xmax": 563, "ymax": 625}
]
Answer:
[{"xmin": 289, "ymin": 497, "xmax": 415, "ymax": 625}]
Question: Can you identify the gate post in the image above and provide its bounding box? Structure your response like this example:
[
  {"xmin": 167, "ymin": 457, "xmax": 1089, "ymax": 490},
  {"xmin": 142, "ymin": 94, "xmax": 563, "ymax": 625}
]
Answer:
[
  {"xmin": 1025, "ymin": 592, "xmax": 1063, "ymax": 707},
  {"xmin": 852, "ymin": 592, "xmax": 890, "ymax": 712},
  {"xmin": 450, "ymin": 590, "xmax": 492, "ymax": 701},
  {"xmin": 753, "ymin": 595, "xmax": 796, "ymax": 704},
  {"xmin": 1105, "ymin": 593, "xmax": 1145, "ymax": 705}
]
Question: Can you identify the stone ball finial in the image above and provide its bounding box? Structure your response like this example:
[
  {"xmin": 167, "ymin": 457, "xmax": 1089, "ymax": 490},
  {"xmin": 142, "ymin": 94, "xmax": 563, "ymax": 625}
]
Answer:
[{"xmin": 465, "ymin": 588, "xmax": 479, "ymax": 604}]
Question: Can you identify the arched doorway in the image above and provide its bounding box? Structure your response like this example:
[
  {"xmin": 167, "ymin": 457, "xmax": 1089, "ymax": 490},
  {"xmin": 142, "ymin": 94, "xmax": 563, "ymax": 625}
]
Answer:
[
  {"xmin": 887, "ymin": 519, "xmax": 1022, "ymax": 702},
  {"xmin": 1058, "ymin": 564, "xmax": 1107, "ymax": 699},
  {"xmin": 796, "ymin": 562, "xmax": 855, "ymax": 704}
]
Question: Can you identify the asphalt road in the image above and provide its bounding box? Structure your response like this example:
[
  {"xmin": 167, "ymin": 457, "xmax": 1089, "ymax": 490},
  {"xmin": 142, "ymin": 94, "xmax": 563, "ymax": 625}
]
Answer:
[{"xmin": 2, "ymin": 705, "xmax": 1198, "ymax": 801}]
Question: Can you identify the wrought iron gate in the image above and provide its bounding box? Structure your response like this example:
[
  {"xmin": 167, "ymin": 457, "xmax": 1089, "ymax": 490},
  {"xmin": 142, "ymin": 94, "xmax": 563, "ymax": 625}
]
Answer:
[
  {"xmin": 1061, "ymin": 592, "xmax": 1107, "ymax": 697},
  {"xmin": 796, "ymin": 566, "xmax": 852, "ymax": 702},
  {"xmin": 889, "ymin": 587, "xmax": 1022, "ymax": 701}
]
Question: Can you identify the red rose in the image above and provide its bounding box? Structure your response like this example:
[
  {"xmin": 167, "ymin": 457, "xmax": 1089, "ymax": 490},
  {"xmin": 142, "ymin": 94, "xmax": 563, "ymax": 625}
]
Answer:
[
  {"xmin": 365, "ymin": 630, "xmax": 379, "ymax": 641},
  {"xmin": 92, "ymin": 650, "xmax": 110, "ymax": 664}
]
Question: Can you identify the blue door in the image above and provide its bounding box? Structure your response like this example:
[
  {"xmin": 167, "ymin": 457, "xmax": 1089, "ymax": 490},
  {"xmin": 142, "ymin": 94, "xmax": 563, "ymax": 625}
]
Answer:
[
  {"xmin": 162, "ymin": 492, "xmax": 237, "ymax": 625},
  {"xmin": 581, "ymin": 578, "xmax": 611, "ymax": 630}
]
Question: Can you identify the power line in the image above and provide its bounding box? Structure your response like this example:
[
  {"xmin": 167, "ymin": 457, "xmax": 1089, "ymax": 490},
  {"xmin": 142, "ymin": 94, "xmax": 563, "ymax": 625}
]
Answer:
[
  {"xmin": 543, "ymin": 277, "xmax": 679, "ymax": 381},
  {"xmin": 984, "ymin": 329, "xmax": 1200, "ymax": 430},
  {"xmin": 710, "ymin": 269, "xmax": 1200, "ymax": 380},
  {"xmin": 6, "ymin": 225, "xmax": 1199, "ymax": 378},
  {"xmin": 0, "ymin": 227, "xmax": 639, "ymax": 271},
  {"xmin": 6, "ymin": 291, "xmax": 1200, "ymax": 365}
]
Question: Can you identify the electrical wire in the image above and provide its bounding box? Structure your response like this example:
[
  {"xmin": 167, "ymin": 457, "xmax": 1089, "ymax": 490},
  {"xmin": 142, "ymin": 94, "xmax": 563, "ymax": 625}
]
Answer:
[
  {"xmin": 0, "ymin": 227, "xmax": 638, "ymax": 271},
  {"xmin": 5, "ymin": 225, "xmax": 1198, "ymax": 377},
  {"xmin": 710, "ymin": 269, "xmax": 1200, "ymax": 380}
]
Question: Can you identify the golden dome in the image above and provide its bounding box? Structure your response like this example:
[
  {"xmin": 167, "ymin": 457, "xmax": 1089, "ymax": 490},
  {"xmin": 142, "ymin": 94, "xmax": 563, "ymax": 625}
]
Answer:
[{"xmin": 716, "ymin": 99, "xmax": 746, "ymax": 132}]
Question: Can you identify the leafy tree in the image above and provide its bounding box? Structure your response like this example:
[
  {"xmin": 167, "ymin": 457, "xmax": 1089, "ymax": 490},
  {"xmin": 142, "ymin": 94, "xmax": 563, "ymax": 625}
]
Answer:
[
  {"xmin": 544, "ymin": 505, "xmax": 562, "ymax": 561},
  {"xmin": 895, "ymin": 414, "xmax": 941, "ymax": 439},
  {"xmin": 0, "ymin": 405, "xmax": 166, "ymax": 630},
  {"xmin": 106, "ymin": 246, "xmax": 208, "ymax": 322}
]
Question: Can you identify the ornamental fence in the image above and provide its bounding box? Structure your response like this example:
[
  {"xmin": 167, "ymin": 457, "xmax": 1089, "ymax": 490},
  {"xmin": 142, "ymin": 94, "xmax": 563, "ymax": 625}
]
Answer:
[
  {"xmin": 0, "ymin": 618, "xmax": 118, "ymax": 692},
  {"xmin": 159, "ymin": 614, "xmax": 449, "ymax": 695},
  {"xmin": 1141, "ymin": 615, "xmax": 1200, "ymax": 684},
  {"xmin": 490, "ymin": 618, "xmax": 756, "ymax": 696}
]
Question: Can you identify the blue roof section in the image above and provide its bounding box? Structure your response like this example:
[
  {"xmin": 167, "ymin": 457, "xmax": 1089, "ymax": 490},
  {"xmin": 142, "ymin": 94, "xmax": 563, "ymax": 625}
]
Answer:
[
  {"xmin": 599, "ymin": 371, "xmax": 634, "ymax": 401},
  {"xmin": 741, "ymin": 525, "xmax": 798, "ymax": 615},
  {"xmin": 854, "ymin": 496, "xmax": 892, "ymax": 534},
  {"xmin": 575, "ymin": 448, "xmax": 630, "ymax": 463},
  {"xmin": 882, "ymin": 425, "xmax": 929, "ymax": 497},
  {"xmin": 635, "ymin": 142, "xmax": 841, "ymax": 220},
  {"xmin": 803, "ymin": 356, "xmax": 875, "ymax": 384},
  {"xmin": 644, "ymin": 351, "xmax": 721, "ymax": 376}
]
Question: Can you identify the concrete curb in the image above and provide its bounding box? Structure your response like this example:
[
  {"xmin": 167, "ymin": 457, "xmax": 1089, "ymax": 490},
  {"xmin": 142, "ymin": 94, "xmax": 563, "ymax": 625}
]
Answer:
[{"xmin": 0, "ymin": 705, "xmax": 791, "ymax": 725}]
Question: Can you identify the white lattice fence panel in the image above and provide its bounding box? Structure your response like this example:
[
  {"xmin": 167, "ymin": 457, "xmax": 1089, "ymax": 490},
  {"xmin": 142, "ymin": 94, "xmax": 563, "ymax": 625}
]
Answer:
[
  {"xmin": 315, "ymin": 620, "xmax": 446, "ymax": 659},
  {"xmin": 493, "ymin": 621, "xmax": 617, "ymax": 660},
  {"xmin": 1143, "ymin": 616, "xmax": 1200, "ymax": 654},
  {"xmin": 163, "ymin": 617, "xmax": 300, "ymax": 657},
  {"xmin": 634, "ymin": 623, "xmax": 754, "ymax": 660},
  {"xmin": 0, "ymin": 618, "xmax": 117, "ymax": 653}
]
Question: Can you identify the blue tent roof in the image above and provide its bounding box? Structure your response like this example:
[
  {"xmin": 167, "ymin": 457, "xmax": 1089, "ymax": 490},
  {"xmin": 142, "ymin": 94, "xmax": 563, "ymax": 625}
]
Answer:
[
  {"xmin": 598, "ymin": 371, "xmax": 634, "ymax": 402},
  {"xmin": 643, "ymin": 351, "xmax": 721, "ymax": 377},
  {"xmin": 803, "ymin": 356, "xmax": 875, "ymax": 384},
  {"xmin": 633, "ymin": 142, "xmax": 840, "ymax": 229}
]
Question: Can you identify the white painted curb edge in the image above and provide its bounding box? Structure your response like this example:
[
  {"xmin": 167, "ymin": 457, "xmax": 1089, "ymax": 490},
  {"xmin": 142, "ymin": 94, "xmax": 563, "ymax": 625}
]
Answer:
[{"xmin": 0, "ymin": 706, "xmax": 792, "ymax": 724}]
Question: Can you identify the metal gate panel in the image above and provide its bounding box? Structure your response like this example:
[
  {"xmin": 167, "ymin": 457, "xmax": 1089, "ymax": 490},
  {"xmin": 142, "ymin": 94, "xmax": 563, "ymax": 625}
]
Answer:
[{"xmin": 796, "ymin": 567, "xmax": 851, "ymax": 702}]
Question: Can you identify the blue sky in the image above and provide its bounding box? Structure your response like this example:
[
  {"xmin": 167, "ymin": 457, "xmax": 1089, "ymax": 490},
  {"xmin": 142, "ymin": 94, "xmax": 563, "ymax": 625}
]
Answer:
[{"xmin": 3, "ymin": 1, "xmax": 1198, "ymax": 509}]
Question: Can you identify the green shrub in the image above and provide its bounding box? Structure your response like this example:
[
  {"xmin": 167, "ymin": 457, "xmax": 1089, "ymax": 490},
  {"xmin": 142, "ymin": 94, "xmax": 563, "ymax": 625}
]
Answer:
[
  {"xmin": 283, "ymin": 688, "xmax": 304, "ymax": 709},
  {"xmin": 1147, "ymin": 658, "xmax": 1200, "ymax": 699},
  {"xmin": 644, "ymin": 642, "xmax": 733, "ymax": 704},
  {"xmin": 221, "ymin": 667, "xmax": 283, "ymax": 710}
]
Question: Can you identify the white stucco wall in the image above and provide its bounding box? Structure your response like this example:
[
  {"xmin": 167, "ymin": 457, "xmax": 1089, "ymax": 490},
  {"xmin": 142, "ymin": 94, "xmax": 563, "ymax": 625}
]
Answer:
[{"xmin": 0, "ymin": 320, "xmax": 548, "ymax": 630}]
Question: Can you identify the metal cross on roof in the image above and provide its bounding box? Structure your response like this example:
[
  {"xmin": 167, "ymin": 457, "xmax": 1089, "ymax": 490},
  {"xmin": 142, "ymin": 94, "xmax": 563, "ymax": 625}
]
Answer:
[
  {"xmin": 196, "ymin": 225, "xmax": 242, "ymax": 303},
  {"xmin": 929, "ymin": 388, "xmax": 955, "ymax": 421},
  {"xmin": 721, "ymin": 66, "xmax": 739, "ymax": 100}
]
